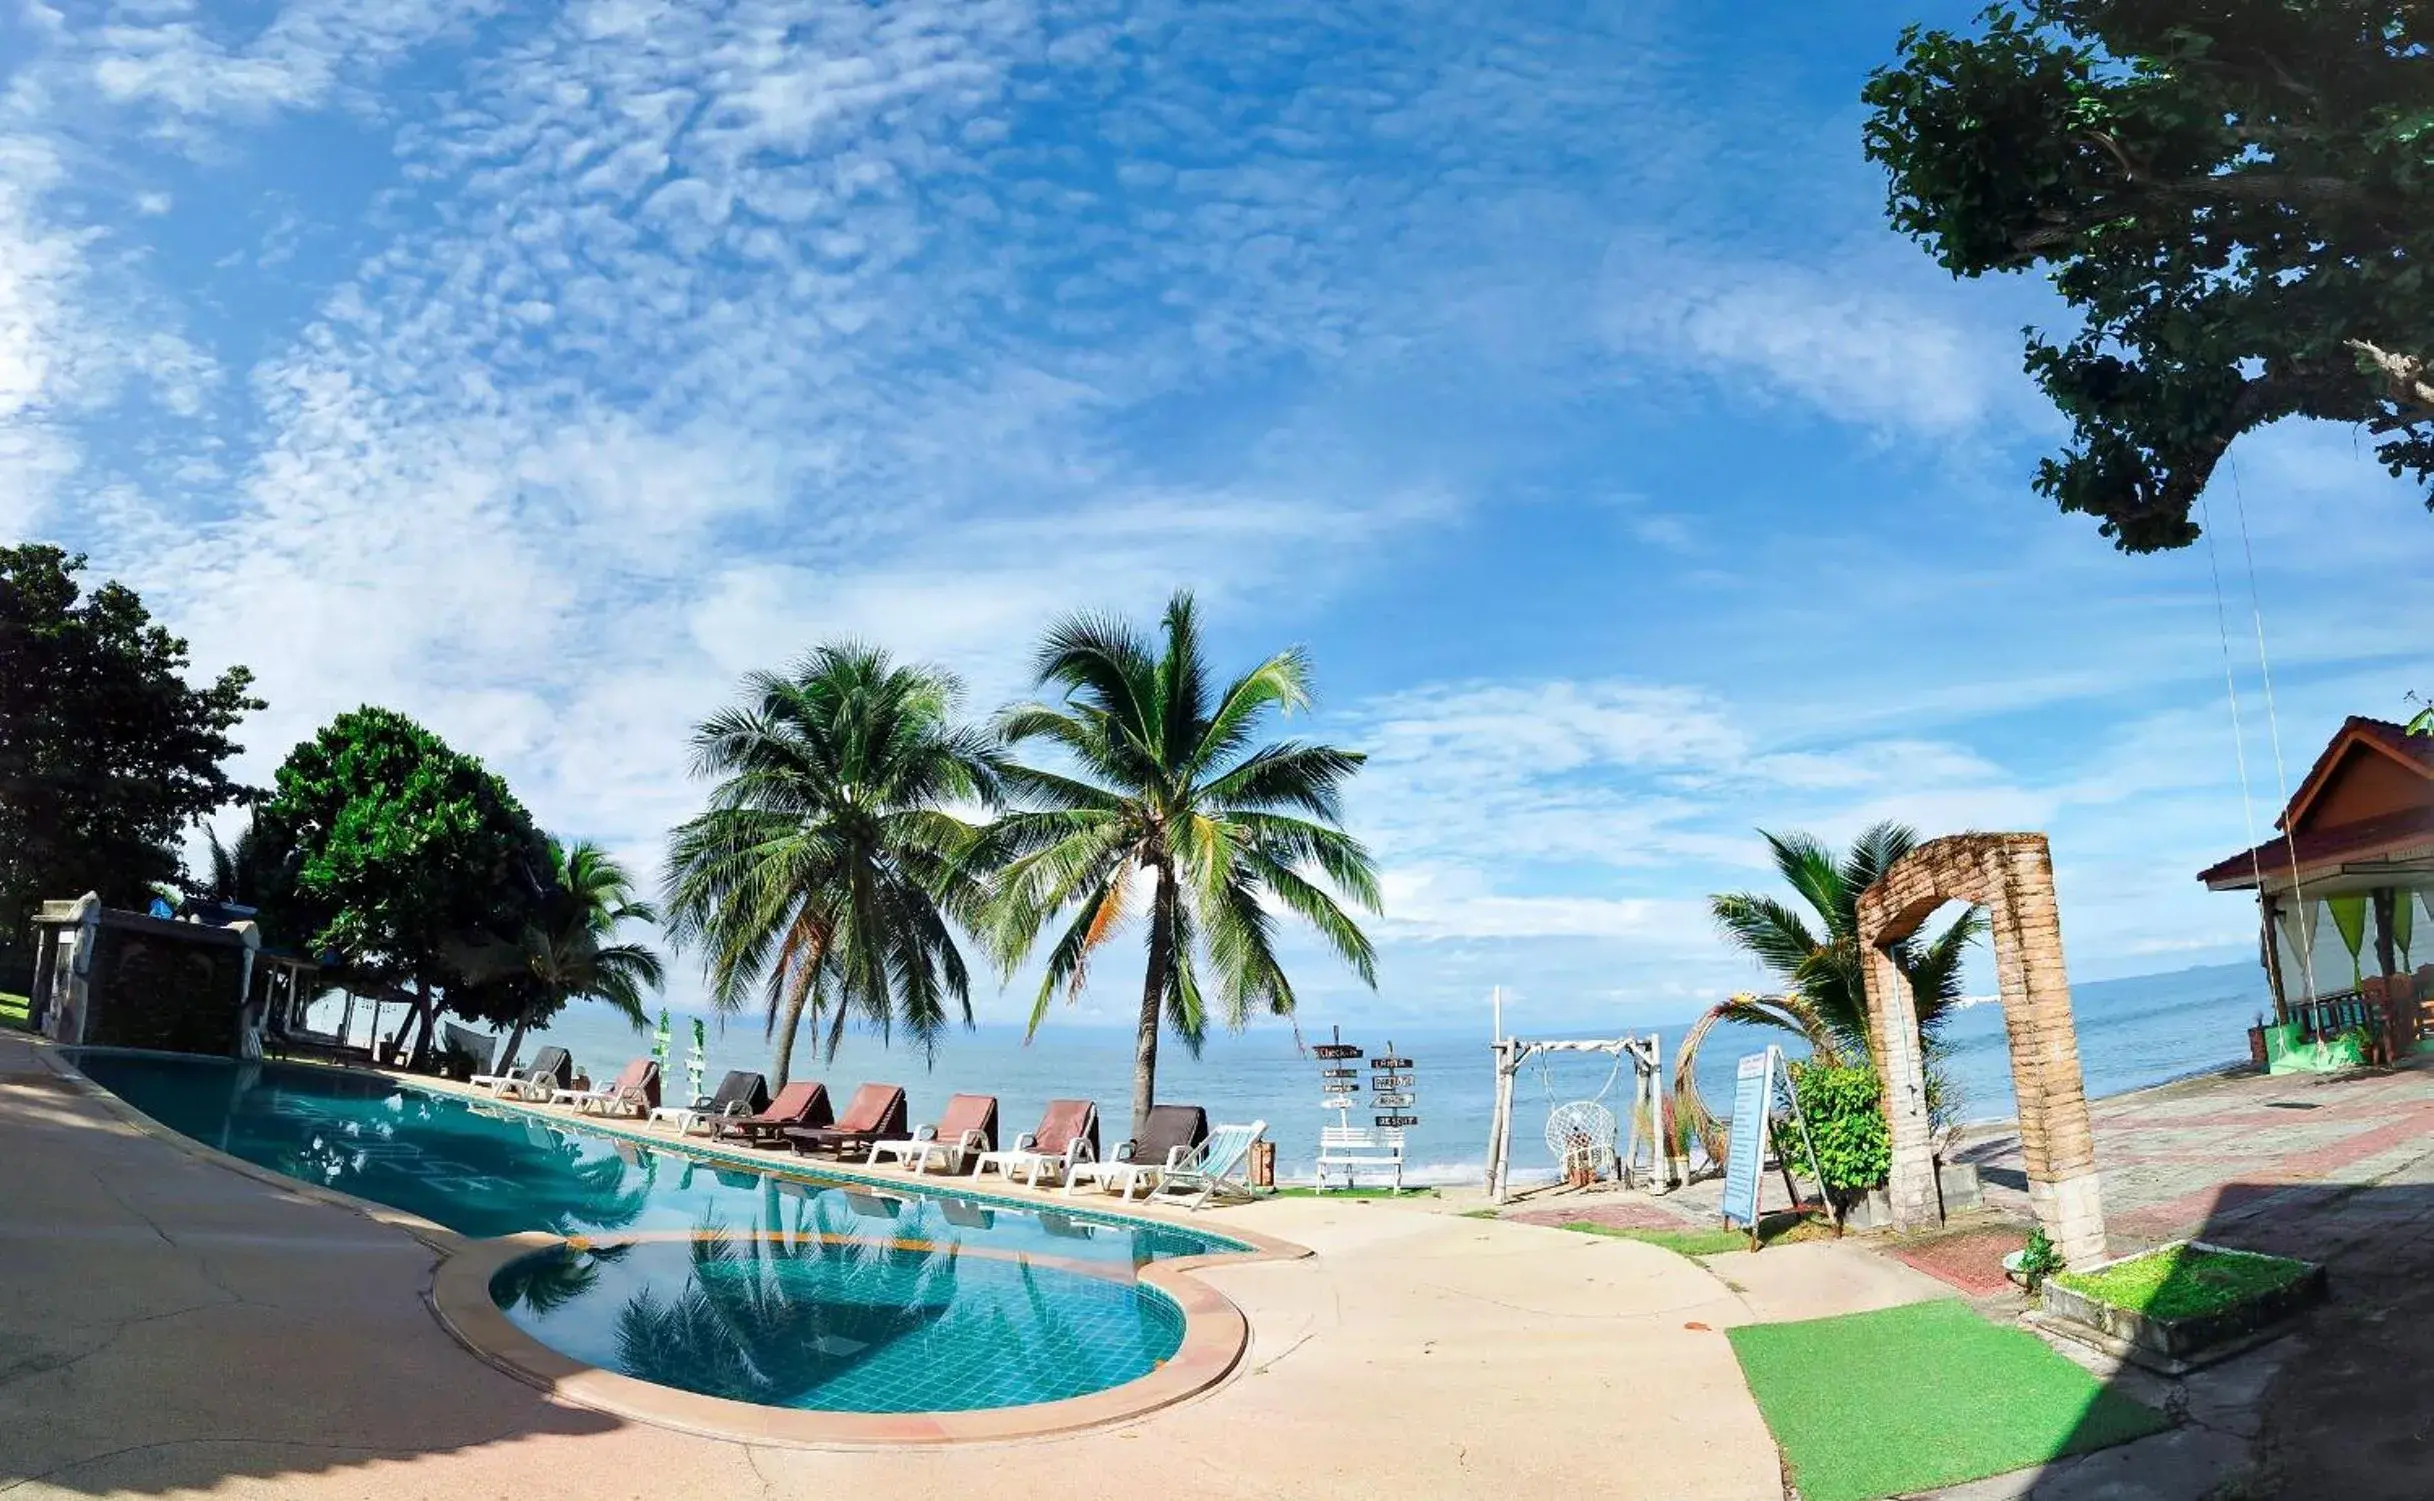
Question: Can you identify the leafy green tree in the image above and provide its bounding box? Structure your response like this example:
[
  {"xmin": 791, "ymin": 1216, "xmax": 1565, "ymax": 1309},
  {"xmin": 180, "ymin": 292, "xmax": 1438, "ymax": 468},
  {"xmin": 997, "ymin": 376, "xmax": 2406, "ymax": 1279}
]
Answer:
[
  {"xmin": 0, "ymin": 545, "xmax": 261, "ymax": 936},
  {"xmin": 983, "ymin": 591, "xmax": 1381, "ymax": 1140},
  {"xmin": 452, "ymin": 838, "xmax": 664, "ymax": 1070},
  {"xmin": 261, "ymin": 707, "xmax": 547, "ymax": 1064},
  {"xmin": 661, "ymin": 644, "xmax": 999, "ymax": 1087},
  {"xmin": 1787, "ymin": 1059, "xmax": 1895, "ymax": 1196},
  {"xmin": 1861, "ymin": 3, "xmax": 2434, "ymax": 550}
]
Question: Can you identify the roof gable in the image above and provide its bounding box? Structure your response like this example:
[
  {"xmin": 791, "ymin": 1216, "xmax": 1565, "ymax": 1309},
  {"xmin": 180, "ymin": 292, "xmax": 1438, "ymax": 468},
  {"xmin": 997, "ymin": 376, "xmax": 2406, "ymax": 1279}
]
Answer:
[{"xmin": 2277, "ymin": 717, "xmax": 2434, "ymax": 835}]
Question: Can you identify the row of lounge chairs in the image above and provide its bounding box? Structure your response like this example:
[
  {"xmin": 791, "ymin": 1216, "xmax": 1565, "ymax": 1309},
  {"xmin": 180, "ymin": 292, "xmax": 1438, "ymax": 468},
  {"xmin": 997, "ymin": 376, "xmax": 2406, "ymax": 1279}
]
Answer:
[{"xmin": 468, "ymin": 1049, "xmax": 1265, "ymax": 1207}]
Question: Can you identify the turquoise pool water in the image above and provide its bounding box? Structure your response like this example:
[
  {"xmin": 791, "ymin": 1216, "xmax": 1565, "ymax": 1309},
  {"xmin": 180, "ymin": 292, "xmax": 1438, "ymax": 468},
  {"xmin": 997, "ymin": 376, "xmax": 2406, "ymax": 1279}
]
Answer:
[{"xmin": 70, "ymin": 1050, "xmax": 1231, "ymax": 1413}]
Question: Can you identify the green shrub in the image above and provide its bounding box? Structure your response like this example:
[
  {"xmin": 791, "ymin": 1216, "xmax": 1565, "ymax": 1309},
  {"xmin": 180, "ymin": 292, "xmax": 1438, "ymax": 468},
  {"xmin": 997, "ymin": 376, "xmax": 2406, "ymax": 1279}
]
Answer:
[
  {"xmin": 1788, "ymin": 1059, "xmax": 1891, "ymax": 1194},
  {"xmin": 2016, "ymin": 1228, "xmax": 2065, "ymax": 1292}
]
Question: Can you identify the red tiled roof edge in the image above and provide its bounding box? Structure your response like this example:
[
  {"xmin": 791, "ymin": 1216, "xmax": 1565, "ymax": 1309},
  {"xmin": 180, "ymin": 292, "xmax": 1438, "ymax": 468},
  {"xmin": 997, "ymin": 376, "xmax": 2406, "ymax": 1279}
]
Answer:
[{"xmin": 2197, "ymin": 802, "xmax": 2434, "ymax": 890}]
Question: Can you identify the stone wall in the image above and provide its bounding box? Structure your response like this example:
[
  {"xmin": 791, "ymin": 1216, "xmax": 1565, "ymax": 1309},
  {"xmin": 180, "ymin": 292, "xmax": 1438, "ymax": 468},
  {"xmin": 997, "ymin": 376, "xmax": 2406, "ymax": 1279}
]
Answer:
[{"xmin": 87, "ymin": 927, "xmax": 248, "ymax": 1056}]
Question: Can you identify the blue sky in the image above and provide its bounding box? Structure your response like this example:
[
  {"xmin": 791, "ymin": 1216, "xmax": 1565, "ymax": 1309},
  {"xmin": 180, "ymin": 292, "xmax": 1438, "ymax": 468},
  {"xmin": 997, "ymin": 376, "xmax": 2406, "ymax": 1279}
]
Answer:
[{"xmin": 3, "ymin": 0, "xmax": 2426, "ymax": 1035}]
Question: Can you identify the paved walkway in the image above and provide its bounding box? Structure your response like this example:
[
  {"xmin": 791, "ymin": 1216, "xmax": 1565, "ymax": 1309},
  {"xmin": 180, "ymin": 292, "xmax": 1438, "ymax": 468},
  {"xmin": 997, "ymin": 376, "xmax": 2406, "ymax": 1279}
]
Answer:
[
  {"xmin": 0, "ymin": 1032, "xmax": 1895, "ymax": 1500},
  {"xmin": 1951, "ymin": 1057, "xmax": 2434, "ymax": 1260}
]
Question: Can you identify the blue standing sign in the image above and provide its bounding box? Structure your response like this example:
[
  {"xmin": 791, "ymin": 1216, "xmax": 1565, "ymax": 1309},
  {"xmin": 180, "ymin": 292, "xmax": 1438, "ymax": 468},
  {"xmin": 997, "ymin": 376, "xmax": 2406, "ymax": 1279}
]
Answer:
[{"xmin": 1719, "ymin": 1049, "xmax": 1776, "ymax": 1234}]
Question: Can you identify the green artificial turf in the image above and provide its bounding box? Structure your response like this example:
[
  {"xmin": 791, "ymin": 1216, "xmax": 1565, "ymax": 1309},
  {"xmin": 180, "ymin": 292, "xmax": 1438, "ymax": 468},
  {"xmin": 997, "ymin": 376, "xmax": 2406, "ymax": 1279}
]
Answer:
[
  {"xmin": 0, "ymin": 992, "xmax": 27, "ymax": 1031},
  {"xmin": 1727, "ymin": 1300, "xmax": 2169, "ymax": 1501},
  {"xmin": 2056, "ymin": 1245, "xmax": 2313, "ymax": 1322}
]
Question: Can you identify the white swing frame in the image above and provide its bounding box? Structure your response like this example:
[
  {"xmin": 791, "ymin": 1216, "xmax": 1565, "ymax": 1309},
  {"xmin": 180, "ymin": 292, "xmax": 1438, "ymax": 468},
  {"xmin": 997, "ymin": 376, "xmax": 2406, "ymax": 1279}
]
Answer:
[{"xmin": 1484, "ymin": 987, "xmax": 1680, "ymax": 1204}]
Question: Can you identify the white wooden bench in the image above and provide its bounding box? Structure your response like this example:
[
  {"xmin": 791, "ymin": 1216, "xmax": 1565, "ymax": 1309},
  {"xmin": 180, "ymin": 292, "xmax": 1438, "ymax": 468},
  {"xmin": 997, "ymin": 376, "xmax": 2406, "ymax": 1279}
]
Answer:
[{"xmin": 1316, "ymin": 1125, "xmax": 1406, "ymax": 1191}]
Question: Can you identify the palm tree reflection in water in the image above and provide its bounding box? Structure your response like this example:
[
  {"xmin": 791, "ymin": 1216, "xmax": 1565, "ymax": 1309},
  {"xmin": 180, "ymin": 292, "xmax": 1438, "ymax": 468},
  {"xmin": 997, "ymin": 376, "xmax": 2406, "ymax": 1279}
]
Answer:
[
  {"xmin": 593, "ymin": 1189, "xmax": 1174, "ymax": 1410},
  {"xmin": 491, "ymin": 1240, "xmax": 636, "ymax": 1314},
  {"xmin": 610, "ymin": 1198, "xmax": 963, "ymax": 1407}
]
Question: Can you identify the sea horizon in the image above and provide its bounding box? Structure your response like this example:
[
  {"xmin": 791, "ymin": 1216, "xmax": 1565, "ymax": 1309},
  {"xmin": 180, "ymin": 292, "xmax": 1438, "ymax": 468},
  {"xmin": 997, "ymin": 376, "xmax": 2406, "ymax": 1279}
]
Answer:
[{"xmin": 312, "ymin": 957, "xmax": 2270, "ymax": 1188}]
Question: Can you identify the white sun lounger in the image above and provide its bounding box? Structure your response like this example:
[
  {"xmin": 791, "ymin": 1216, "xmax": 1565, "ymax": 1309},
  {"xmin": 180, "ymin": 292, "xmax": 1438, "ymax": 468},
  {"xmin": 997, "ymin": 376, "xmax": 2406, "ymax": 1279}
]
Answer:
[
  {"xmin": 470, "ymin": 1046, "xmax": 571, "ymax": 1102},
  {"xmin": 1155, "ymin": 1120, "xmax": 1267, "ymax": 1209}
]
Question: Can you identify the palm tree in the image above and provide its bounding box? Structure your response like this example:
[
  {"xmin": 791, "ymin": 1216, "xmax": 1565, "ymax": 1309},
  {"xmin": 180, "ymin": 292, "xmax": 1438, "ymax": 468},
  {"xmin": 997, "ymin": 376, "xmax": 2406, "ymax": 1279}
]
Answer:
[
  {"xmin": 983, "ymin": 591, "xmax": 1381, "ymax": 1141},
  {"xmin": 195, "ymin": 814, "xmax": 301, "ymax": 937},
  {"xmin": 1673, "ymin": 822, "xmax": 1982, "ymax": 1161},
  {"xmin": 490, "ymin": 838, "xmax": 666, "ymax": 1071},
  {"xmin": 1709, "ymin": 823, "xmax": 1981, "ymax": 1053},
  {"xmin": 661, "ymin": 644, "xmax": 1000, "ymax": 1087}
]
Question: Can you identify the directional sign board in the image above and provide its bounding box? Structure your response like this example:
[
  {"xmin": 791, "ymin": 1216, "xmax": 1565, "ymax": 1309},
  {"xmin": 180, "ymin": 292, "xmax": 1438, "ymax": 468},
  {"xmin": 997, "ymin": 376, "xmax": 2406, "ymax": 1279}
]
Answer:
[
  {"xmin": 1719, "ymin": 1050, "xmax": 1775, "ymax": 1232},
  {"xmin": 1374, "ymin": 1114, "xmax": 1420, "ymax": 1128},
  {"xmin": 1369, "ymin": 1055, "xmax": 1413, "ymax": 1070},
  {"xmin": 1321, "ymin": 1067, "xmax": 1359, "ymax": 1079},
  {"xmin": 1313, "ymin": 1043, "xmax": 1363, "ymax": 1060},
  {"xmin": 1371, "ymin": 1092, "xmax": 1414, "ymax": 1108},
  {"xmin": 1371, "ymin": 1073, "xmax": 1413, "ymax": 1090}
]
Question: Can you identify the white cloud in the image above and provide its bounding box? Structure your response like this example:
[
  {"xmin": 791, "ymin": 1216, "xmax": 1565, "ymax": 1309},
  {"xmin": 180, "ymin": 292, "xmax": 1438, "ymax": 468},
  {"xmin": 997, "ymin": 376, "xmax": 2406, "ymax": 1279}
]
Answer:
[
  {"xmin": 85, "ymin": 0, "xmax": 501, "ymax": 134},
  {"xmin": 1598, "ymin": 234, "xmax": 2036, "ymax": 436},
  {"xmin": 0, "ymin": 128, "xmax": 219, "ymax": 534}
]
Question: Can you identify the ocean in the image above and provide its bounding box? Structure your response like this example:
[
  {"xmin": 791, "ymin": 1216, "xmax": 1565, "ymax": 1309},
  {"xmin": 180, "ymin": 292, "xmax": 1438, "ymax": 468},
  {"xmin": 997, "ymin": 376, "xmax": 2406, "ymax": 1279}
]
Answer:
[{"xmin": 306, "ymin": 960, "xmax": 2270, "ymax": 1186}]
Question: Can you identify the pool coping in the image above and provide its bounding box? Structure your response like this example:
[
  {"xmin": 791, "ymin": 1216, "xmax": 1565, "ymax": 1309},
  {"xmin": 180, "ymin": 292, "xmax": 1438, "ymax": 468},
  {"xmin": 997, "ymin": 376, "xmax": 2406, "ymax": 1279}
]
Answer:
[{"xmin": 37, "ymin": 1043, "xmax": 1313, "ymax": 1449}]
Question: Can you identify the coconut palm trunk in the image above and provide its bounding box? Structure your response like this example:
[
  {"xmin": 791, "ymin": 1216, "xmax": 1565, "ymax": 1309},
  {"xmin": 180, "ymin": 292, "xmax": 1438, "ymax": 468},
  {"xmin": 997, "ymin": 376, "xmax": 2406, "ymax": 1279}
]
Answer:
[{"xmin": 1131, "ymin": 868, "xmax": 1176, "ymax": 1130}]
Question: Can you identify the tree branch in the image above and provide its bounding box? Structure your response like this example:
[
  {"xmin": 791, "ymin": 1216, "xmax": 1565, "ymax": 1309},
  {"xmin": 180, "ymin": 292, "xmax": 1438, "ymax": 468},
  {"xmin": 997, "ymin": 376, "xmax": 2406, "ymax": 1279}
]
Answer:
[
  {"xmin": 2351, "ymin": 340, "xmax": 2434, "ymax": 432},
  {"xmin": 2010, "ymin": 165, "xmax": 2392, "ymax": 258}
]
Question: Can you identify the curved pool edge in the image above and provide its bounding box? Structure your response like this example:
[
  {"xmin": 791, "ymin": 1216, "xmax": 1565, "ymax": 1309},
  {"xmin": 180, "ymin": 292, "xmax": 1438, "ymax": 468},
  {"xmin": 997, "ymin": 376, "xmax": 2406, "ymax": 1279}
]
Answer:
[
  {"xmin": 33, "ymin": 1042, "xmax": 471, "ymax": 1257},
  {"xmin": 41, "ymin": 1041, "xmax": 1317, "ymax": 1449},
  {"xmin": 435, "ymin": 1228, "xmax": 1278, "ymax": 1448}
]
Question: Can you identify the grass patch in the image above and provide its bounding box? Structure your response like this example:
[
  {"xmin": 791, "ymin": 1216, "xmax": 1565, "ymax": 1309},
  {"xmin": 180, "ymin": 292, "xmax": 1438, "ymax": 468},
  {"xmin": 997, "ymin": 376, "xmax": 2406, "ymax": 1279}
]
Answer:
[
  {"xmin": 1728, "ymin": 1300, "xmax": 2167, "ymax": 1501},
  {"xmin": 2055, "ymin": 1244, "xmax": 2314, "ymax": 1322},
  {"xmin": 1459, "ymin": 1208, "xmax": 1503, "ymax": 1219},
  {"xmin": 0, "ymin": 992, "xmax": 27, "ymax": 1032},
  {"xmin": 1560, "ymin": 1209, "xmax": 1834, "ymax": 1256},
  {"xmin": 1268, "ymin": 1185, "xmax": 1438, "ymax": 1200}
]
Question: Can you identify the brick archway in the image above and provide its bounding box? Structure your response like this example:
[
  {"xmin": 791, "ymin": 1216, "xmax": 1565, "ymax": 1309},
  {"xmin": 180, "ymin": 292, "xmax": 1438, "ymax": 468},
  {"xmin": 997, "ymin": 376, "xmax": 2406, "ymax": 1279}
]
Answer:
[{"xmin": 1857, "ymin": 833, "xmax": 2106, "ymax": 1266}]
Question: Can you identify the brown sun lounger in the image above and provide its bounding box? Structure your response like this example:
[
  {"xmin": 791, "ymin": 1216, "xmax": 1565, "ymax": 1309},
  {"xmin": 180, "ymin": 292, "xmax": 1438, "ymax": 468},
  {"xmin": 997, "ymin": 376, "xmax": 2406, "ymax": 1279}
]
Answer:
[
  {"xmin": 1067, "ymin": 1103, "xmax": 1207, "ymax": 1199},
  {"xmin": 719, "ymin": 1081, "xmax": 832, "ymax": 1148},
  {"xmin": 869, "ymin": 1093, "xmax": 999, "ymax": 1174},
  {"xmin": 557, "ymin": 1057, "xmax": 659, "ymax": 1117},
  {"xmin": 784, "ymin": 1083, "xmax": 909, "ymax": 1158},
  {"xmin": 971, "ymin": 1099, "xmax": 1099, "ymax": 1187}
]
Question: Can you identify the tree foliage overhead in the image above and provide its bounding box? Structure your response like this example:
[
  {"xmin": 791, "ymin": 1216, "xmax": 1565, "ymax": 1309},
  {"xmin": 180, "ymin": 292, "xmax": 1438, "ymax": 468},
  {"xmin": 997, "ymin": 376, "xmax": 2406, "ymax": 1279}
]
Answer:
[
  {"xmin": 1863, "ymin": 2, "xmax": 2434, "ymax": 550},
  {"xmin": 261, "ymin": 706, "xmax": 546, "ymax": 1001},
  {"xmin": 0, "ymin": 544, "xmax": 262, "ymax": 934}
]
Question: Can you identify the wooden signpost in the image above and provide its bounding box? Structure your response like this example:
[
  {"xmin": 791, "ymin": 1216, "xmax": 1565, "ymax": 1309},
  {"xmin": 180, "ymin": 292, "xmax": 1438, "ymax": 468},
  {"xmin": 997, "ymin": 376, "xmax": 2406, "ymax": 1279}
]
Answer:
[
  {"xmin": 1317, "ymin": 1027, "xmax": 1363, "ymax": 1121},
  {"xmin": 1371, "ymin": 1045, "xmax": 1418, "ymax": 1128}
]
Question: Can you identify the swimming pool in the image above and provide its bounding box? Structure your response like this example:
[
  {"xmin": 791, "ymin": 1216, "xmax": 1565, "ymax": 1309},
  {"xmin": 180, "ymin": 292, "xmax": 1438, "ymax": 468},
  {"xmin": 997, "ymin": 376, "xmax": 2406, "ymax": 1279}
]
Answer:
[{"xmin": 70, "ymin": 1051, "xmax": 1239, "ymax": 1415}]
